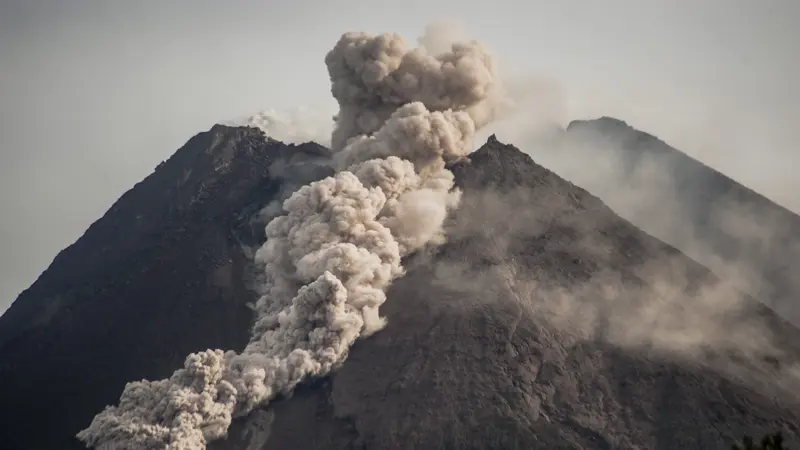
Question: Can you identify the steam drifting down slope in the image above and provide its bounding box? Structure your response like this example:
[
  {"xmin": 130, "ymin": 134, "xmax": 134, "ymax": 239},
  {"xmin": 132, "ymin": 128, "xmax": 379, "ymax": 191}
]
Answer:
[{"xmin": 77, "ymin": 29, "xmax": 505, "ymax": 449}]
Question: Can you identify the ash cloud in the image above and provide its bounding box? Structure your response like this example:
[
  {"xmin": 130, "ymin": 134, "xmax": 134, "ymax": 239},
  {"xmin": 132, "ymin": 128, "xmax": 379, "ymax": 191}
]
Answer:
[
  {"xmin": 74, "ymin": 19, "xmax": 800, "ymax": 450},
  {"xmin": 77, "ymin": 27, "xmax": 504, "ymax": 450},
  {"xmin": 244, "ymin": 107, "xmax": 334, "ymax": 147},
  {"xmin": 430, "ymin": 181, "xmax": 800, "ymax": 399}
]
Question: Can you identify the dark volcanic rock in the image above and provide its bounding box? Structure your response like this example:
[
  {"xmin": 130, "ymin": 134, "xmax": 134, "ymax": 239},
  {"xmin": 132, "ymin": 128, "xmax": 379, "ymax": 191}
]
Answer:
[
  {"xmin": 0, "ymin": 125, "xmax": 332, "ymax": 450},
  {"xmin": 561, "ymin": 117, "xmax": 800, "ymax": 326},
  {"xmin": 1, "ymin": 127, "xmax": 799, "ymax": 450}
]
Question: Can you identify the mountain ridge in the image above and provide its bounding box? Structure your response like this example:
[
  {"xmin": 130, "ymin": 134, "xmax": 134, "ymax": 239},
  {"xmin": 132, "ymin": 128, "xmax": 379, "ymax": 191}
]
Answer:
[
  {"xmin": 566, "ymin": 116, "xmax": 798, "ymax": 216},
  {"xmin": 559, "ymin": 116, "xmax": 800, "ymax": 326}
]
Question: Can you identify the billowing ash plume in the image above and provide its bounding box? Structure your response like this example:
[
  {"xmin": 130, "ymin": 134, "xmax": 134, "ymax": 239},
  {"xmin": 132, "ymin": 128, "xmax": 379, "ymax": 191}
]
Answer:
[{"xmin": 77, "ymin": 27, "xmax": 501, "ymax": 450}]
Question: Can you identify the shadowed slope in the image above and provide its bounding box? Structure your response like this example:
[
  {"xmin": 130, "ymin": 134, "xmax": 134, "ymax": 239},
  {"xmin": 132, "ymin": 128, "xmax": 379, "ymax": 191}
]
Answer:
[{"xmin": 0, "ymin": 125, "xmax": 332, "ymax": 450}]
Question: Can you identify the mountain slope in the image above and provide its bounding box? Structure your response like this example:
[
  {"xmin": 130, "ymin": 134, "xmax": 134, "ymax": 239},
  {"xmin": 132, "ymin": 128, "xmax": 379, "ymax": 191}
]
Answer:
[
  {"xmin": 1, "ymin": 128, "xmax": 799, "ymax": 450},
  {"xmin": 0, "ymin": 125, "xmax": 333, "ymax": 450},
  {"xmin": 556, "ymin": 117, "xmax": 800, "ymax": 325}
]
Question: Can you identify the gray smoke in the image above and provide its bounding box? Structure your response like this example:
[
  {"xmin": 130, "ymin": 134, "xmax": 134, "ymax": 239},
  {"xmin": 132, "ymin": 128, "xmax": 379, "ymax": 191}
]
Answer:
[
  {"xmin": 244, "ymin": 107, "xmax": 334, "ymax": 147},
  {"xmin": 77, "ymin": 27, "xmax": 502, "ymax": 450}
]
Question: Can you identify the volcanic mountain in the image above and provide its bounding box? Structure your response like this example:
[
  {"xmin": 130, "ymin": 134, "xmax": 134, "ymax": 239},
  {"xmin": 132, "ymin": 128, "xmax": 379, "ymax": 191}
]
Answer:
[
  {"xmin": 532, "ymin": 117, "xmax": 800, "ymax": 326},
  {"xmin": 0, "ymin": 125, "xmax": 799, "ymax": 450}
]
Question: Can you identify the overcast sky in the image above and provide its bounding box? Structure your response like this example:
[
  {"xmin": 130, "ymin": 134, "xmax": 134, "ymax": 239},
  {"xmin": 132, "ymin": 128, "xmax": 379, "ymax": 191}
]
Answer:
[{"xmin": 1, "ymin": 0, "xmax": 798, "ymax": 314}]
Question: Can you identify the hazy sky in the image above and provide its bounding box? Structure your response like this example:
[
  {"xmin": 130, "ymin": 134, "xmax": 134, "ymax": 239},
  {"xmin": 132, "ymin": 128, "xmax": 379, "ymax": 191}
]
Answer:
[{"xmin": 1, "ymin": 0, "xmax": 798, "ymax": 314}]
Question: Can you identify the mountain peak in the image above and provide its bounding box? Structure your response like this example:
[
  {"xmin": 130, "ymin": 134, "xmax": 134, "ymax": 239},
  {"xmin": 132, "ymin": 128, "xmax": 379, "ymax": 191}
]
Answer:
[{"xmin": 567, "ymin": 116, "xmax": 630, "ymax": 131}]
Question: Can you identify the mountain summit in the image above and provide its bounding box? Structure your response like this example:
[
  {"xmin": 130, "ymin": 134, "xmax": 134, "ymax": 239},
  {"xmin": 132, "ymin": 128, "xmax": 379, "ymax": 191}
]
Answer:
[{"xmin": 0, "ymin": 125, "xmax": 799, "ymax": 450}]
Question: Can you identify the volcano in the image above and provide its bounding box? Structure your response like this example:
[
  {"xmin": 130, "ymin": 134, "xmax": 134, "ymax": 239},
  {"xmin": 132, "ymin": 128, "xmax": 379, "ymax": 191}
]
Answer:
[{"xmin": 0, "ymin": 125, "xmax": 799, "ymax": 450}]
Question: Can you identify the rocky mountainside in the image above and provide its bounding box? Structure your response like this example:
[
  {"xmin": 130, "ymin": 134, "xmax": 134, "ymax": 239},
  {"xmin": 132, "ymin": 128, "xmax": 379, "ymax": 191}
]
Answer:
[
  {"xmin": 1, "ymin": 126, "xmax": 799, "ymax": 450},
  {"xmin": 0, "ymin": 125, "xmax": 333, "ymax": 450},
  {"xmin": 556, "ymin": 117, "xmax": 800, "ymax": 325}
]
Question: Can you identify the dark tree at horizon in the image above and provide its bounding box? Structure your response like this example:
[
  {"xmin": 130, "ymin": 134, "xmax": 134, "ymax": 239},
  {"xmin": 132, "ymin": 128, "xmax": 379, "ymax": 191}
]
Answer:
[{"xmin": 733, "ymin": 432, "xmax": 788, "ymax": 450}]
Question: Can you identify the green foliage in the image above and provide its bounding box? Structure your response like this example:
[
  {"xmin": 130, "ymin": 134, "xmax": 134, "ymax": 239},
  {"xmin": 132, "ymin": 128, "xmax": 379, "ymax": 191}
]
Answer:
[{"xmin": 732, "ymin": 432, "xmax": 787, "ymax": 450}]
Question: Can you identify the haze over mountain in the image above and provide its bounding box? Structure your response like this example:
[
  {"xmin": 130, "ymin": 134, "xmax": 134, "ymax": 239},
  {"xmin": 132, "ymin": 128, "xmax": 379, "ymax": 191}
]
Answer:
[
  {"xmin": 552, "ymin": 119, "xmax": 800, "ymax": 327},
  {"xmin": 2, "ymin": 2, "xmax": 799, "ymax": 315}
]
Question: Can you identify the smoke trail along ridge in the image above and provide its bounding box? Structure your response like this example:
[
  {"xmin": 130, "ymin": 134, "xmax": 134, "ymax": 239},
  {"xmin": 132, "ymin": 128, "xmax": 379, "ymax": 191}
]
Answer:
[{"xmin": 76, "ymin": 29, "xmax": 501, "ymax": 450}]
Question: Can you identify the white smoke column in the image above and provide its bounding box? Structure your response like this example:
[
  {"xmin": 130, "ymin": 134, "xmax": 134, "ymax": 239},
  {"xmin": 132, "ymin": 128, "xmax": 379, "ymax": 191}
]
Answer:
[
  {"xmin": 417, "ymin": 21, "xmax": 470, "ymax": 56},
  {"xmin": 244, "ymin": 107, "xmax": 334, "ymax": 146},
  {"xmin": 77, "ymin": 28, "xmax": 501, "ymax": 450}
]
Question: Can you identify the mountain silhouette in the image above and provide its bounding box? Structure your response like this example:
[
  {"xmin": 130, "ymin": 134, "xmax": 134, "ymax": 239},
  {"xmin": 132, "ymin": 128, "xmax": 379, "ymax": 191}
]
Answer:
[
  {"xmin": 557, "ymin": 117, "xmax": 800, "ymax": 326},
  {"xmin": 1, "ymin": 125, "xmax": 799, "ymax": 450}
]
